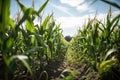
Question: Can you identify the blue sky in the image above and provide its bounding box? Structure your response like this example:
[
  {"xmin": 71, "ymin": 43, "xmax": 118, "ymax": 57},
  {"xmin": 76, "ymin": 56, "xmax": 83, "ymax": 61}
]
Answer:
[{"xmin": 10, "ymin": 0, "xmax": 120, "ymax": 36}]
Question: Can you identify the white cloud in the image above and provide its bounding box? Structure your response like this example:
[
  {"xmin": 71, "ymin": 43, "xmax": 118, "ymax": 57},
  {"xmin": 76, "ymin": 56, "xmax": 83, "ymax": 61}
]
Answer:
[
  {"xmin": 60, "ymin": 0, "xmax": 84, "ymax": 7},
  {"xmin": 49, "ymin": 2, "xmax": 74, "ymax": 16},
  {"xmin": 60, "ymin": 0, "xmax": 93, "ymax": 12},
  {"xmin": 76, "ymin": 3, "xmax": 89, "ymax": 11},
  {"xmin": 56, "ymin": 15, "xmax": 89, "ymax": 36},
  {"xmin": 88, "ymin": 9, "xmax": 95, "ymax": 13},
  {"xmin": 56, "ymin": 13, "xmax": 111, "ymax": 36},
  {"xmin": 56, "ymin": 16, "xmax": 88, "ymax": 28}
]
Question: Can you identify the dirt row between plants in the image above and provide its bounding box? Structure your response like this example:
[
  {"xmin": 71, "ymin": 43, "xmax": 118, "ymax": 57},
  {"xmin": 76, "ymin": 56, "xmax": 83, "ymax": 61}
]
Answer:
[{"xmin": 39, "ymin": 52, "xmax": 99, "ymax": 80}]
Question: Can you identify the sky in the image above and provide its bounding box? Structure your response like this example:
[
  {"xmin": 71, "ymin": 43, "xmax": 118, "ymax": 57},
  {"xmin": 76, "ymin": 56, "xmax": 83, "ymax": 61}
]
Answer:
[{"xmin": 10, "ymin": 0, "xmax": 120, "ymax": 36}]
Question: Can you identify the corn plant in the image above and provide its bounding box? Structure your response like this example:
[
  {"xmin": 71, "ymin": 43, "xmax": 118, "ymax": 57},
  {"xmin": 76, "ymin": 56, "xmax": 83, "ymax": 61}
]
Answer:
[
  {"xmin": 72, "ymin": 7, "xmax": 120, "ymax": 71},
  {"xmin": 0, "ymin": 0, "xmax": 33, "ymax": 80},
  {"xmin": 71, "ymin": 0, "xmax": 120, "ymax": 79},
  {"xmin": 0, "ymin": 0, "xmax": 66, "ymax": 80}
]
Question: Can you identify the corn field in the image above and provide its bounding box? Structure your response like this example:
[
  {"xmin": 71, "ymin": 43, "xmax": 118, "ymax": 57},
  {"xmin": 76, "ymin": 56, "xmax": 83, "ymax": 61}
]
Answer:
[
  {"xmin": 71, "ymin": 3, "xmax": 120, "ymax": 80},
  {"xmin": 0, "ymin": 0, "xmax": 67, "ymax": 80},
  {"xmin": 0, "ymin": 0, "xmax": 120, "ymax": 80}
]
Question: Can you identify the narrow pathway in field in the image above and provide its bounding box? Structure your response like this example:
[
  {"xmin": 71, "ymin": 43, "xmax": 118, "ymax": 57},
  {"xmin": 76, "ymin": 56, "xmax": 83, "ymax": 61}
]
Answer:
[
  {"xmin": 44, "ymin": 54, "xmax": 67, "ymax": 80},
  {"xmin": 40, "ymin": 45, "xmax": 98, "ymax": 80}
]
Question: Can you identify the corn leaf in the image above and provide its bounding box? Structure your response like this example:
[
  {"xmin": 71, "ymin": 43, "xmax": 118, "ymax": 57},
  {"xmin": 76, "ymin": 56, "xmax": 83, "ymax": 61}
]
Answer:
[
  {"xmin": 47, "ymin": 47, "xmax": 52, "ymax": 59},
  {"xmin": 0, "ymin": 1, "xmax": 1, "ymax": 15},
  {"xmin": 42, "ymin": 15, "xmax": 52, "ymax": 29},
  {"xmin": 11, "ymin": 55, "xmax": 32, "ymax": 75},
  {"xmin": 101, "ymin": 0, "xmax": 120, "ymax": 10},
  {"xmin": 104, "ymin": 49, "xmax": 117, "ymax": 60},
  {"xmin": 6, "ymin": 38, "xmax": 14, "ymax": 49},
  {"xmin": 0, "ymin": 0, "xmax": 10, "ymax": 32},
  {"xmin": 37, "ymin": 0, "xmax": 49, "ymax": 15},
  {"xmin": 16, "ymin": 0, "xmax": 27, "ymax": 12},
  {"xmin": 9, "ymin": 18, "xmax": 15, "ymax": 29},
  {"xmin": 16, "ymin": 8, "xmax": 33, "ymax": 27},
  {"xmin": 26, "ymin": 19, "xmax": 35, "ymax": 33}
]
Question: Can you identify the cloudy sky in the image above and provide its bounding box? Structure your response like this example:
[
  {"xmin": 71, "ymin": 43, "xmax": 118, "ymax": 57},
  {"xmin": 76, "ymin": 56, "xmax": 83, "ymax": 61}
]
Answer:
[{"xmin": 11, "ymin": 0, "xmax": 120, "ymax": 36}]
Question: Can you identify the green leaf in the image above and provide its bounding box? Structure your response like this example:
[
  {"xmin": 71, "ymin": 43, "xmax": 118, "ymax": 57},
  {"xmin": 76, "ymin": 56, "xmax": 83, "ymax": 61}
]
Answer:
[
  {"xmin": 6, "ymin": 38, "xmax": 14, "ymax": 49},
  {"xmin": 30, "ymin": 35, "xmax": 36, "ymax": 45},
  {"xmin": 25, "ymin": 47, "xmax": 42, "ymax": 54},
  {"xmin": 0, "ymin": 0, "xmax": 10, "ymax": 32},
  {"xmin": 26, "ymin": 19, "xmax": 35, "ymax": 33},
  {"xmin": 104, "ymin": 48, "xmax": 117, "ymax": 60},
  {"xmin": 47, "ymin": 47, "xmax": 52, "ymax": 59},
  {"xmin": 16, "ymin": 8, "xmax": 35, "ymax": 28},
  {"xmin": 101, "ymin": 0, "xmax": 120, "ymax": 10},
  {"xmin": 3, "ymin": 55, "xmax": 32, "ymax": 75},
  {"xmin": 16, "ymin": 8, "xmax": 31, "ymax": 27},
  {"xmin": 106, "ymin": 13, "xmax": 111, "ymax": 30},
  {"xmin": 3, "ymin": 55, "xmax": 11, "ymax": 67},
  {"xmin": 109, "ymin": 17, "xmax": 119, "ymax": 37},
  {"xmin": 103, "ymin": 29, "xmax": 108, "ymax": 39},
  {"xmin": 42, "ymin": 15, "xmax": 52, "ymax": 29},
  {"xmin": 111, "ymin": 14, "xmax": 120, "ymax": 25},
  {"xmin": 48, "ymin": 21, "xmax": 55, "ymax": 34},
  {"xmin": 11, "ymin": 55, "xmax": 32, "ymax": 75},
  {"xmin": 40, "ymin": 38, "xmax": 48, "ymax": 48},
  {"xmin": 16, "ymin": 0, "xmax": 27, "ymax": 12},
  {"xmin": 35, "ymin": 34, "xmax": 47, "ymax": 47},
  {"xmin": 37, "ymin": 0, "xmax": 49, "ymax": 15},
  {"xmin": 0, "ymin": 1, "xmax": 2, "ymax": 15},
  {"xmin": 9, "ymin": 18, "xmax": 15, "ymax": 29},
  {"xmin": 99, "ymin": 59, "xmax": 118, "ymax": 76}
]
